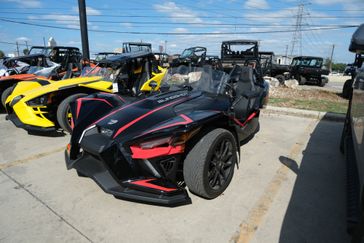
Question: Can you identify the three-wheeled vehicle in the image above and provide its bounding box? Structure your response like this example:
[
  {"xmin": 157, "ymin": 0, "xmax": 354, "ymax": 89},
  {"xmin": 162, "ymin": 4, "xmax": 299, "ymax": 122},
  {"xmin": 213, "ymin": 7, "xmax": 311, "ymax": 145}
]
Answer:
[{"xmin": 65, "ymin": 40, "xmax": 269, "ymax": 206}]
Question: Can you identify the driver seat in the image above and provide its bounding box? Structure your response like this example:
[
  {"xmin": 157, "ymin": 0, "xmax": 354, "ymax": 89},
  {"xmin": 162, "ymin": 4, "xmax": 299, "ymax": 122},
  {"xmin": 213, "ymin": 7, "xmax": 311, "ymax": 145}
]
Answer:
[{"xmin": 233, "ymin": 66, "xmax": 261, "ymax": 120}]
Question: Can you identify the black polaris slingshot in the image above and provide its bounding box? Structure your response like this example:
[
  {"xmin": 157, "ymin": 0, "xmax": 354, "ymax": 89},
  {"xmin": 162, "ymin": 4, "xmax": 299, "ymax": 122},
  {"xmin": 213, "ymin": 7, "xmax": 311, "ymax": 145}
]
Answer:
[{"xmin": 65, "ymin": 62, "xmax": 269, "ymax": 206}]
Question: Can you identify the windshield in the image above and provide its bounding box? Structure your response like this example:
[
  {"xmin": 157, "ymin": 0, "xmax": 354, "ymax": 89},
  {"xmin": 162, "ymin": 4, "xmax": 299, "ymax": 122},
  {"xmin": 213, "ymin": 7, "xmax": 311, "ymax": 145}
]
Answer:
[
  {"xmin": 161, "ymin": 65, "xmax": 229, "ymax": 94},
  {"xmin": 29, "ymin": 47, "xmax": 51, "ymax": 56},
  {"xmin": 81, "ymin": 65, "xmax": 119, "ymax": 81},
  {"xmin": 180, "ymin": 49, "xmax": 194, "ymax": 58},
  {"xmin": 292, "ymin": 58, "xmax": 323, "ymax": 67}
]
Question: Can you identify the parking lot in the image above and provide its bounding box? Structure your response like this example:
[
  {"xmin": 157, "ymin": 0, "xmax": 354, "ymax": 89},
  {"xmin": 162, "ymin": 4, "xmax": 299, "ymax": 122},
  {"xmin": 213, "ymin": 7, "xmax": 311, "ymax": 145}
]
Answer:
[{"xmin": 0, "ymin": 113, "xmax": 349, "ymax": 243}]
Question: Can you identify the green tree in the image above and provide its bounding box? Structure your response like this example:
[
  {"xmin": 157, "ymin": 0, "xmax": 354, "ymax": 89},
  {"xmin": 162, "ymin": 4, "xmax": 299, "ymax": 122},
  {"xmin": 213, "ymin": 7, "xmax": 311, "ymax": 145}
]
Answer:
[
  {"xmin": 23, "ymin": 48, "xmax": 29, "ymax": 55},
  {"xmin": 332, "ymin": 63, "xmax": 346, "ymax": 72},
  {"xmin": 0, "ymin": 50, "xmax": 4, "ymax": 58}
]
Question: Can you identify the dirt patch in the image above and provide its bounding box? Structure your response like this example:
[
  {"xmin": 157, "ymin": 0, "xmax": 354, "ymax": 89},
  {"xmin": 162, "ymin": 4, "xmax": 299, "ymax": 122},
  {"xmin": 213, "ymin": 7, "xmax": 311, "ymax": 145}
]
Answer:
[{"xmin": 269, "ymin": 87, "xmax": 348, "ymax": 114}]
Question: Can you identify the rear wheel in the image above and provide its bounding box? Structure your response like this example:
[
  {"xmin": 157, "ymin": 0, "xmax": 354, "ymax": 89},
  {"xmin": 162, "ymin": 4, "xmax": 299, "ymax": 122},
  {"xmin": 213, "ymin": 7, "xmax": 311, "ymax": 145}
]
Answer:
[
  {"xmin": 183, "ymin": 128, "xmax": 238, "ymax": 199},
  {"xmin": 319, "ymin": 77, "xmax": 328, "ymax": 87},
  {"xmin": 57, "ymin": 93, "xmax": 87, "ymax": 133},
  {"xmin": 298, "ymin": 75, "xmax": 306, "ymax": 85},
  {"xmin": 1, "ymin": 86, "xmax": 14, "ymax": 108}
]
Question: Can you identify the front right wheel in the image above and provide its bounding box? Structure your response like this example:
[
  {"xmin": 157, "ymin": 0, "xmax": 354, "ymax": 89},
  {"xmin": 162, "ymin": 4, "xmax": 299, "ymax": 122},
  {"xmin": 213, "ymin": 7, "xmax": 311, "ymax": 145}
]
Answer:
[{"xmin": 183, "ymin": 128, "xmax": 238, "ymax": 199}]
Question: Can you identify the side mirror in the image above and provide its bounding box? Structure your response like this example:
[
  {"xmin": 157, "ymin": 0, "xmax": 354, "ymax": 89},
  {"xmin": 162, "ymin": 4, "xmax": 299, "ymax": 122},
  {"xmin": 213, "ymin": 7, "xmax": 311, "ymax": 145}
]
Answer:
[{"xmin": 149, "ymin": 80, "xmax": 158, "ymax": 91}]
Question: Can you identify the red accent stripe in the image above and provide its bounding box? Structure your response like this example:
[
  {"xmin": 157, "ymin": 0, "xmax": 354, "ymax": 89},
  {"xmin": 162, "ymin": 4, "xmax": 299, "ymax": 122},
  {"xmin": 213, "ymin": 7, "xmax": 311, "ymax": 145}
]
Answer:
[
  {"xmin": 76, "ymin": 99, "xmax": 82, "ymax": 119},
  {"xmin": 143, "ymin": 114, "xmax": 193, "ymax": 135},
  {"xmin": 130, "ymin": 145, "xmax": 184, "ymax": 159},
  {"xmin": 90, "ymin": 98, "xmax": 147, "ymax": 127},
  {"xmin": 130, "ymin": 179, "xmax": 177, "ymax": 192},
  {"xmin": 78, "ymin": 98, "xmax": 113, "ymax": 107},
  {"xmin": 113, "ymin": 98, "xmax": 186, "ymax": 139},
  {"xmin": 233, "ymin": 111, "xmax": 257, "ymax": 127}
]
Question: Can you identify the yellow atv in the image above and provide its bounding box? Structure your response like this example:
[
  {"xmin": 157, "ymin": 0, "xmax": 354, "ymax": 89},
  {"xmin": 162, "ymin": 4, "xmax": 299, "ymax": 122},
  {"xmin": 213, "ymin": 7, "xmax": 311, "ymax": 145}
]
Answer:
[{"xmin": 5, "ymin": 51, "xmax": 166, "ymax": 134}]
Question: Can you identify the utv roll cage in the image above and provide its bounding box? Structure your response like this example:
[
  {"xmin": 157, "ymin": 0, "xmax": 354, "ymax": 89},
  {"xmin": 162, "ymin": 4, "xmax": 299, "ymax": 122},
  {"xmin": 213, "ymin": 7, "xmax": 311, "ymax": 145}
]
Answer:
[
  {"xmin": 221, "ymin": 40, "xmax": 263, "ymax": 79},
  {"xmin": 122, "ymin": 42, "xmax": 152, "ymax": 53},
  {"xmin": 97, "ymin": 50, "xmax": 159, "ymax": 95},
  {"xmin": 170, "ymin": 46, "xmax": 207, "ymax": 67},
  {"xmin": 221, "ymin": 40, "xmax": 259, "ymax": 63}
]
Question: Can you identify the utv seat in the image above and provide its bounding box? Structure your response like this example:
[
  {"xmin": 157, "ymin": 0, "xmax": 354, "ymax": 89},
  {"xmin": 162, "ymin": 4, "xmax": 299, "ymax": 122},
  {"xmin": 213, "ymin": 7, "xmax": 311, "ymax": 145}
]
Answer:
[{"xmin": 232, "ymin": 65, "xmax": 262, "ymax": 121}]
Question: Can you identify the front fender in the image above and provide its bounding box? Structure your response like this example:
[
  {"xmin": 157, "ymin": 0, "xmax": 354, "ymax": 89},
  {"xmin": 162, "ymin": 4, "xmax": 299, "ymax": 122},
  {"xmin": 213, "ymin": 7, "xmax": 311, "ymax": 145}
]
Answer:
[
  {"xmin": 6, "ymin": 80, "xmax": 51, "ymax": 105},
  {"xmin": 70, "ymin": 93, "xmax": 126, "ymax": 142}
]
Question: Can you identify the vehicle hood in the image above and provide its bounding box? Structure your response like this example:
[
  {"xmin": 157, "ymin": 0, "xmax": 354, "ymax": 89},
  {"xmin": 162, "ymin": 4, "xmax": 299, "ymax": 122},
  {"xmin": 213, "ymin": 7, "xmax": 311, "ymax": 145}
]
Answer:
[
  {"xmin": 94, "ymin": 90, "xmax": 228, "ymax": 143},
  {"xmin": 11, "ymin": 76, "xmax": 110, "ymax": 102}
]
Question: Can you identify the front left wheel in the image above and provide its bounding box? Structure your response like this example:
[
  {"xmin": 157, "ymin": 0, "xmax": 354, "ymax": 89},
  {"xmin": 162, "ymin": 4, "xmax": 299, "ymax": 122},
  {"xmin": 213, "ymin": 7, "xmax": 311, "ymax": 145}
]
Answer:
[
  {"xmin": 57, "ymin": 93, "xmax": 87, "ymax": 133},
  {"xmin": 183, "ymin": 128, "xmax": 238, "ymax": 199},
  {"xmin": 1, "ymin": 86, "xmax": 14, "ymax": 108}
]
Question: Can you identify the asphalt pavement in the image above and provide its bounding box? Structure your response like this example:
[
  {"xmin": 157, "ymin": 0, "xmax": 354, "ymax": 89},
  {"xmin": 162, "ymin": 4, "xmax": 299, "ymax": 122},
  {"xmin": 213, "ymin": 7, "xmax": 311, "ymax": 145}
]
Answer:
[{"xmin": 0, "ymin": 113, "xmax": 350, "ymax": 243}]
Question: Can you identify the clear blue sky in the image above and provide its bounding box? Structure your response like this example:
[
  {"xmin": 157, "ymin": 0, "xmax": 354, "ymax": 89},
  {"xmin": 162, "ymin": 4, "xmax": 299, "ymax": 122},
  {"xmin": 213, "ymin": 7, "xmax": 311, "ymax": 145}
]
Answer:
[{"xmin": 0, "ymin": 0, "xmax": 362, "ymax": 63}]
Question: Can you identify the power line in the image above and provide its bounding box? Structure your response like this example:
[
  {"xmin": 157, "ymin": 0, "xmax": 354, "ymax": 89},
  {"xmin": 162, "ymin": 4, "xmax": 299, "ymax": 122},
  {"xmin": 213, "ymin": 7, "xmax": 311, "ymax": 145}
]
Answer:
[
  {"xmin": 2, "ymin": 16, "xmax": 356, "ymax": 28},
  {"xmin": 0, "ymin": 18, "xmax": 358, "ymax": 36},
  {"xmin": 1, "ymin": 7, "xmax": 364, "ymax": 12},
  {"xmin": 0, "ymin": 11, "xmax": 362, "ymax": 19}
]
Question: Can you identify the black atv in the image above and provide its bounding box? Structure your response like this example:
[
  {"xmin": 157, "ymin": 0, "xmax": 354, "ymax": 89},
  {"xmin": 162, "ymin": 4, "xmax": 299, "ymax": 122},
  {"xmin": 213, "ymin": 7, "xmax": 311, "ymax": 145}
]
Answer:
[
  {"xmin": 289, "ymin": 56, "xmax": 330, "ymax": 86},
  {"xmin": 65, "ymin": 64, "xmax": 269, "ymax": 206},
  {"xmin": 170, "ymin": 46, "xmax": 207, "ymax": 67}
]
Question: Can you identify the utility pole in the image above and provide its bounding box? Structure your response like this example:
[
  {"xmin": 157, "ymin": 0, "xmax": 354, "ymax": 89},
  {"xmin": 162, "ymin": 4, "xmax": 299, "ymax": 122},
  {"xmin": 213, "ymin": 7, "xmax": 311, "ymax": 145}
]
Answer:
[
  {"xmin": 16, "ymin": 41, "xmax": 19, "ymax": 56},
  {"xmin": 284, "ymin": 44, "xmax": 288, "ymax": 64},
  {"xmin": 290, "ymin": 3, "xmax": 304, "ymax": 56},
  {"xmin": 329, "ymin": 44, "xmax": 335, "ymax": 72},
  {"xmin": 78, "ymin": 0, "xmax": 90, "ymax": 60},
  {"xmin": 43, "ymin": 37, "xmax": 46, "ymax": 47},
  {"xmin": 164, "ymin": 40, "xmax": 167, "ymax": 53},
  {"xmin": 25, "ymin": 41, "xmax": 29, "ymax": 50}
]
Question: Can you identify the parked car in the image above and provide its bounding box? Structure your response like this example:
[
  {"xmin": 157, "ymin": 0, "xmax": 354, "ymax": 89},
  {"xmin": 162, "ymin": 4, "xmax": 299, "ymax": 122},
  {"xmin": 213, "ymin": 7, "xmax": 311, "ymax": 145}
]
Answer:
[{"xmin": 340, "ymin": 23, "xmax": 364, "ymax": 242}]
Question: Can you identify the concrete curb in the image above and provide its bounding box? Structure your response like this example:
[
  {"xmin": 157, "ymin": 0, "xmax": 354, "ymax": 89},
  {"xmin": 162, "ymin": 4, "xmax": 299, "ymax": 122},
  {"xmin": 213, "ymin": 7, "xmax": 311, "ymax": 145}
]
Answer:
[{"xmin": 261, "ymin": 106, "xmax": 345, "ymax": 122}]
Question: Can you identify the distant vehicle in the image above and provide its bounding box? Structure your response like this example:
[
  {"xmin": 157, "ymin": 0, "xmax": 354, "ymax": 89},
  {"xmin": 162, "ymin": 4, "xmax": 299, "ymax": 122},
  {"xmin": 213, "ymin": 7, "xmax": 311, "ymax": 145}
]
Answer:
[
  {"xmin": 289, "ymin": 56, "xmax": 330, "ymax": 86},
  {"xmin": 92, "ymin": 52, "xmax": 120, "ymax": 63},
  {"xmin": 340, "ymin": 23, "xmax": 364, "ymax": 243},
  {"xmin": 344, "ymin": 63, "xmax": 357, "ymax": 76},
  {"xmin": 153, "ymin": 52, "xmax": 170, "ymax": 67},
  {"xmin": 122, "ymin": 42, "xmax": 152, "ymax": 53},
  {"xmin": 220, "ymin": 40, "xmax": 264, "ymax": 76},
  {"xmin": 0, "ymin": 46, "xmax": 82, "ymax": 107},
  {"xmin": 170, "ymin": 46, "xmax": 207, "ymax": 67},
  {"xmin": 258, "ymin": 51, "xmax": 290, "ymax": 84},
  {"xmin": 205, "ymin": 55, "xmax": 223, "ymax": 70}
]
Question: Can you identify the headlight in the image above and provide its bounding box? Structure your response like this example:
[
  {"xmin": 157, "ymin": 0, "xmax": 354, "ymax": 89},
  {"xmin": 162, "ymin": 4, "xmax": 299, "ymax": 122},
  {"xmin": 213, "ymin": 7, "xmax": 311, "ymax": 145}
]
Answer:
[
  {"xmin": 139, "ymin": 137, "xmax": 172, "ymax": 149},
  {"xmin": 27, "ymin": 95, "xmax": 48, "ymax": 106},
  {"xmin": 10, "ymin": 95, "xmax": 23, "ymax": 107},
  {"xmin": 99, "ymin": 127, "xmax": 114, "ymax": 137}
]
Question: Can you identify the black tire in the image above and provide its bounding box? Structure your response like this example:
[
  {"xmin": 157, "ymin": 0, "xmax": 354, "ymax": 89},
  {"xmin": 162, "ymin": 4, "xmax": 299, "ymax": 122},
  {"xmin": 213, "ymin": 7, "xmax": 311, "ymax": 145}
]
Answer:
[
  {"xmin": 319, "ymin": 77, "xmax": 328, "ymax": 87},
  {"xmin": 183, "ymin": 128, "xmax": 238, "ymax": 199},
  {"xmin": 274, "ymin": 74, "xmax": 285, "ymax": 85},
  {"xmin": 1, "ymin": 86, "xmax": 14, "ymax": 108},
  {"xmin": 343, "ymin": 79, "xmax": 353, "ymax": 99},
  {"xmin": 57, "ymin": 93, "xmax": 87, "ymax": 133},
  {"xmin": 298, "ymin": 75, "xmax": 306, "ymax": 85}
]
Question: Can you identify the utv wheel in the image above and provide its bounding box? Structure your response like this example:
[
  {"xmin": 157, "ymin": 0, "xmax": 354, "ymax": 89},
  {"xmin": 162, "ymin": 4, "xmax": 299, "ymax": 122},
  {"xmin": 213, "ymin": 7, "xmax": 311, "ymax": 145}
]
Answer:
[
  {"xmin": 183, "ymin": 128, "xmax": 238, "ymax": 199},
  {"xmin": 275, "ymin": 75, "xmax": 285, "ymax": 85},
  {"xmin": 319, "ymin": 77, "xmax": 328, "ymax": 87},
  {"xmin": 298, "ymin": 76, "xmax": 306, "ymax": 85},
  {"xmin": 57, "ymin": 93, "xmax": 87, "ymax": 133},
  {"xmin": 1, "ymin": 86, "xmax": 14, "ymax": 108}
]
